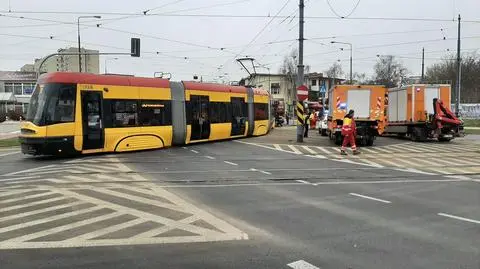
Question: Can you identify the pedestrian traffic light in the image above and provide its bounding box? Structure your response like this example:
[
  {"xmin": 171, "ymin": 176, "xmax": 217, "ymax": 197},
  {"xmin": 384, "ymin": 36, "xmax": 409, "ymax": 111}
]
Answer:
[{"xmin": 131, "ymin": 38, "xmax": 140, "ymax": 57}]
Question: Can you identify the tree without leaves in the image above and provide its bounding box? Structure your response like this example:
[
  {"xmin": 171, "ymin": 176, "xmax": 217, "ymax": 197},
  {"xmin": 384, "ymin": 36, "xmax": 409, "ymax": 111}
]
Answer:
[
  {"xmin": 325, "ymin": 62, "xmax": 344, "ymax": 79},
  {"xmin": 278, "ymin": 48, "xmax": 310, "ymax": 102},
  {"xmin": 426, "ymin": 52, "xmax": 480, "ymax": 103},
  {"xmin": 373, "ymin": 55, "xmax": 408, "ymax": 88}
]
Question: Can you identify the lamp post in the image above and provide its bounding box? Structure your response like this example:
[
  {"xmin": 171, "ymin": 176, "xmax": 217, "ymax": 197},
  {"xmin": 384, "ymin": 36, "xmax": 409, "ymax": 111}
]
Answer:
[
  {"xmin": 104, "ymin": 57, "xmax": 118, "ymax": 74},
  {"xmin": 331, "ymin": 41, "xmax": 353, "ymax": 84},
  {"xmin": 78, "ymin": 15, "xmax": 101, "ymax": 72}
]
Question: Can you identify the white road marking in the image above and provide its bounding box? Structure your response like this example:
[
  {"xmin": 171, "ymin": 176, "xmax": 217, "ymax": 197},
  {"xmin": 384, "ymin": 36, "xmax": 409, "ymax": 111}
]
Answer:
[
  {"xmin": 393, "ymin": 168, "xmax": 437, "ymax": 175},
  {"xmin": 448, "ymin": 158, "xmax": 479, "ymax": 166},
  {"xmin": 314, "ymin": 146, "xmax": 333, "ymax": 154},
  {"xmin": 349, "ymin": 193, "xmax": 392, "ymax": 204},
  {"xmin": 9, "ymin": 130, "xmax": 20, "ymax": 134},
  {"xmin": 190, "ymin": 150, "xmax": 199, "ymax": 154},
  {"xmin": 358, "ymin": 159, "xmax": 384, "ymax": 168},
  {"xmin": 334, "ymin": 159, "xmax": 380, "ymax": 168},
  {"xmin": 445, "ymin": 175, "xmax": 471, "ymax": 180},
  {"xmin": 305, "ymin": 154, "xmax": 327, "ymax": 159},
  {"xmin": 182, "ymin": 147, "xmax": 187, "ymax": 149},
  {"xmin": 273, "ymin": 144, "xmax": 283, "ymax": 151},
  {"xmin": 0, "ymin": 176, "xmax": 40, "ymax": 182},
  {"xmin": 387, "ymin": 144, "xmax": 422, "ymax": 153},
  {"xmin": 359, "ymin": 147, "xmax": 377, "ymax": 153},
  {"xmin": 287, "ymin": 260, "xmax": 321, "ymax": 269},
  {"xmin": 287, "ymin": 145, "xmax": 302, "ymax": 154},
  {"xmin": 4, "ymin": 165, "xmax": 57, "ymax": 176},
  {"xmin": 374, "ymin": 147, "xmax": 396, "ymax": 153},
  {"xmin": 160, "ymin": 178, "xmax": 467, "ymax": 188},
  {"xmin": 258, "ymin": 170, "xmax": 272, "ymax": 175},
  {"xmin": 296, "ymin": 180, "xmax": 311, "ymax": 185},
  {"xmin": 377, "ymin": 158, "xmax": 404, "ymax": 167},
  {"xmin": 223, "ymin": 161, "xmax": 238, "ymax": 166},
  {"xmin": 204, "ymin": 156, "xmax": 215, "ymax": 160},
  {"xmin": 0, "ymin": 151, "xmax": 20, "ymax": 157},
  {"xmin": 438, "ymin": 213, "xmax": 480, "ymax": 224},
  {"xmin": 0, "ymin": 205, "xmax": 103, "ymax": 234},
  {"xmin": 300, "ymin": 146, "xmax": 317, "ymax": 154},
  {"xmin": 0, "ymin": 201, "xmax": 85, "ymax": 222}
]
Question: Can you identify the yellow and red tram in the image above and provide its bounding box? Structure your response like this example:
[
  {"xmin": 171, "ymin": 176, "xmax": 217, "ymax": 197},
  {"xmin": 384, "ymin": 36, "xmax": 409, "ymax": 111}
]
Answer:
[{"xmin": 19, "ymin": 72, "xmax": 271, "ymax": 155}]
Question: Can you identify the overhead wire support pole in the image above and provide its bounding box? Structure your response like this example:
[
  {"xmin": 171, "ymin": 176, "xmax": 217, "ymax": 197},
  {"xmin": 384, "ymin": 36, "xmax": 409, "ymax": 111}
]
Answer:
[
  {"xmin": 296, "ymin": 0, "xmax": 305, "ymax": 143},
  {"xmin": 455, "ymin": 14, "xmax": 461, "ymax": 117},
  {"xmin": 421, "ymin": 47, "xmax": 425, "ymax": 81}
]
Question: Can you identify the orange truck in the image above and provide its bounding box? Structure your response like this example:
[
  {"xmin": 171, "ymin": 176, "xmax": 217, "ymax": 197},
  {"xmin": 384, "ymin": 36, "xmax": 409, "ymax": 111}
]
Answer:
[
  {"xmin": 327, "ymin": 85, "xmax": 387, "ymax": 146},
  {"xmin": 385, "ymin": 84, "xmax": 463, "ymax": 141}
]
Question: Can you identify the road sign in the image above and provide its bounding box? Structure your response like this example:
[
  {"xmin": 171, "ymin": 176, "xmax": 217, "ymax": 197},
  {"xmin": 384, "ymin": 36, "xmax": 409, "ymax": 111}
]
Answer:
[
  {"xmin": 320, "ymin": 84, "xmax": 326, "ymax": 93},
  {"xmin": 297, "ymin": 85, "xmax": 308, "ymax": 101}
]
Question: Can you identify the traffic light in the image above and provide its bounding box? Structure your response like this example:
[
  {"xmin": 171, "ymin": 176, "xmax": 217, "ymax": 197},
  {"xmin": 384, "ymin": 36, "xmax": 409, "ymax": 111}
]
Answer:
[{"xmin": 131, "ymin": 38, "xmax": 140, "ymax": 57}]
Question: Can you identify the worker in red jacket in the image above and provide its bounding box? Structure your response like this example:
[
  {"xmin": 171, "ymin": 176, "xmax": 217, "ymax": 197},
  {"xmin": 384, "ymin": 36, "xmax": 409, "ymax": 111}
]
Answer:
[{"xmin": 341, "ymin": 109, "xmax": 360, "ymax": 155}]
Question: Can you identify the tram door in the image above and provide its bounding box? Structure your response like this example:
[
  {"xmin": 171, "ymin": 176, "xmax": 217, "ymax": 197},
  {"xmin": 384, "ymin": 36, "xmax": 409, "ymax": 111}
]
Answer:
[
  {"xmin": 231, "ymin": 97, "xmax": 247, "ymax": 136},
  {"xmin": 189, "ymin": 95, "xmax": 210, "ymax": 141}
]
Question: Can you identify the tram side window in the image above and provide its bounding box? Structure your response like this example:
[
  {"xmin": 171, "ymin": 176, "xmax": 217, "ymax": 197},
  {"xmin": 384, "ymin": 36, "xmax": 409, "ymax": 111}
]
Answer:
[
  {"xmin": 111, "ymin": 100, "xmax": 137, "ymax": 127},
  {"xmin": 139, "ymin": 101, "xmax": 172, "ymax": 126},
  {"xmin": 209, "ymin": 102, "xmax": 231, "ymax": 123},
  {"xmin": 254, "ymin": 103, "xmax": 268, "ymax": 120},
  {"xmin": 231, "ymin": 97, "xmax": 247, "ymax": 120}
]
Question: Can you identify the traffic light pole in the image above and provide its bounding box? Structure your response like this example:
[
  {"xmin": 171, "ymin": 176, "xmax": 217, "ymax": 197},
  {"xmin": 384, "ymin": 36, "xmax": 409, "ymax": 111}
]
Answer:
[{"xmin": 296, "ymin": 0, "xmax": 305, "ymax": 143}]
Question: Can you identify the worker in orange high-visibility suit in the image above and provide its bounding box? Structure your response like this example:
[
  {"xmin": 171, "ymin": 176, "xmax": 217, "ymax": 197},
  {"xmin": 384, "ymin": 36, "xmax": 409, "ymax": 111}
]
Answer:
[{"xmin": 341, "ymin": 109, "xmax": 360, "ymax": 155}]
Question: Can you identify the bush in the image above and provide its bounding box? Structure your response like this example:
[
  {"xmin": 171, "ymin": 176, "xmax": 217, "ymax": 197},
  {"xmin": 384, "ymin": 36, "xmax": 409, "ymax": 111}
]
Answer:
[
  {"xmin": 6, "ymin": 110, "xmax": 24, "ymax": 121},
  {"xmin": 0, "ymin": 112, "xmax": 6, "ymax": 123}
]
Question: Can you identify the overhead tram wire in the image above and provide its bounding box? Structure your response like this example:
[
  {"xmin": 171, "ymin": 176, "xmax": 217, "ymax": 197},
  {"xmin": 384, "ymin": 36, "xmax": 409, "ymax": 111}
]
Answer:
[
  {"xmin": 2, "ymin": 11, "xmax": 479, "ymax": 22},
  {"xmin": 326, "ymin": 0, "xmax": 361, "ymax": 18},
  {"xmin": 217, "ymin": 0, "xmax": 293, "ymax": 77}
]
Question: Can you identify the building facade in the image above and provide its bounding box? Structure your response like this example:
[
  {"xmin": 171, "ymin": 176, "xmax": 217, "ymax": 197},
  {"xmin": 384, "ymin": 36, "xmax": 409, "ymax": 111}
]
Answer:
[
  {"xmin": 0, "ymin": 71, "xmax": 37, "ymax": 114},
  {"xmin": 240, "ymin": 73, "xmax": 296, "ymax": 115},
  {"xmin": 33, "ymin": 47, "xmax": 100, "ymax": 74},
  {"xmin": 240, "ymin": 72, "xmax": 344, "ymax": 115},
  {"xmin": 305, "ymin": 72, "xmax": 344, "ymax": 102}
]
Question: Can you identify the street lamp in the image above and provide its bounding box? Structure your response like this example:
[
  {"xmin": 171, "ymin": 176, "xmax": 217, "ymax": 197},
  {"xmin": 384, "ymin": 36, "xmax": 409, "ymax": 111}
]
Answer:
[
  {"xmin": 331, "ymin": 41, "xmax": 353, "ymax": 84},
  {"xmin": 104, "ymin": 57, "xmax": 118, "ymax": 74},
  {"xmin": 77, "ymin": 15, "xmax": 101, "ymax": 72}
]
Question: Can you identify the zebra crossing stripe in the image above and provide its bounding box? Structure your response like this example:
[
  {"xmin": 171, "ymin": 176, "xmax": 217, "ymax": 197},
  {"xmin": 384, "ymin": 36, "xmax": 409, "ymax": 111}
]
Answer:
[
  {"xmin": 288, "ymin": 145, "xmax": 302, "ymax": 154},
  {"xmin": 314, "ymin": 146, "xmax": 333, "ymax": 154},
  {"xmin": 359, "ymin": 147, "xmax": 377, "ymax": 153},
  {"xmin": 387, "ymin": 144, "xmax": 423, "ymax": 153},
  {"xmin": 358, "ymin": 159, "xmax": 384, "ymax": 168},
  {"xmin": 301, "ymin": 146, "xmax": 317, "ymax": 154}
]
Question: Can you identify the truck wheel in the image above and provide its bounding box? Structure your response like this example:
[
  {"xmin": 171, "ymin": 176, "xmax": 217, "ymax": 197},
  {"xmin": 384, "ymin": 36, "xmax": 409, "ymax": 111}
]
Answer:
[
  {"xmin": 334, "ymin": 133, "xmax": 343, "ymax": 145},
  {"xmin": 438, "ymin": 137, "xmax": 452, "ymax": 142},
  {"xmin": 411, "ymin": 127, "xmax": 427, "ymax": 142},
  {"xmin": 366, "ymin": 136, "xmax": 375, "ymax": 146}
]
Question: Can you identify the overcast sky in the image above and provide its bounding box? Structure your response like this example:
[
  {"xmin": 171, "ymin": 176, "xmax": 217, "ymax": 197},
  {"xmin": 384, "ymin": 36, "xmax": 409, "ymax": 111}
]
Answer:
[{"xmin": 1, "ymin": 0, "xmax": 479, "ymax": 82}]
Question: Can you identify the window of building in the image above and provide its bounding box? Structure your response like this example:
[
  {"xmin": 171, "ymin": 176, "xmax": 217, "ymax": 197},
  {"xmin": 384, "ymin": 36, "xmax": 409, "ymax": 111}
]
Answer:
[
  {"xmin": 23, "ymin": 83, "xmax": 36, "ymax": 95},
  {"xmin": 254, "ymin": 103, "xmax": 268, "ymax": 120},
  {"xmin": 111, "ymin": 100, "xmax": 137, "ymax": 127},
  {"xmin": 312, "ymin": 79, "xmax": 317, "ymax": 86},
  {"xmin": 139, "ymin": 101, "xmax": 172, "ymax": 126},
  {"xmin": 271, "ymin": 83, "xmax": 280, "ymax": 95},
  {"xmin": 4, "ymin": 83, "xmax": 13, "ymax": 93}
]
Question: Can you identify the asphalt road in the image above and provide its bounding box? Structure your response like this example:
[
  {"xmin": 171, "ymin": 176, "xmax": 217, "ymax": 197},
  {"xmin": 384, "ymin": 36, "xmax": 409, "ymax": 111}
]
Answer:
[{"xmin": 0, "ymin": 131, "xmax": 479, "ymax": 269}]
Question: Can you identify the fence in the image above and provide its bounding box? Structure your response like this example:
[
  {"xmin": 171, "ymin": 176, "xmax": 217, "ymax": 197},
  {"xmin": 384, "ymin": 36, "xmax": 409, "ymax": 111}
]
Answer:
[{"xmin": 451, "ymin": 104, "xmax": 480, "ymax": 119}]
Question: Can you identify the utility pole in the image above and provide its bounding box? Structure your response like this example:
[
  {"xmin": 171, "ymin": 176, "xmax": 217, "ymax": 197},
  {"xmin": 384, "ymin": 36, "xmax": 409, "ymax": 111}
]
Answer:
[
  {"xmin": 421, "ymin": 47, "xmax": 425, "ymax": 82},
  {"xmin": 296, "ymin": 0, "xmax": 305, "ymax": 143},
  {"xmin": 455, "ymin": 14, "xmax": 461, "ymax": 117}
]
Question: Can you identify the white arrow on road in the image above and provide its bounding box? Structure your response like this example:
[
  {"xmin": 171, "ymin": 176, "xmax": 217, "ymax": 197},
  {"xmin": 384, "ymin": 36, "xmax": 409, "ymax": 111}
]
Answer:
[{"xmin": 287, "ymin": 260, "xmax": 320, "ymax": 269}]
